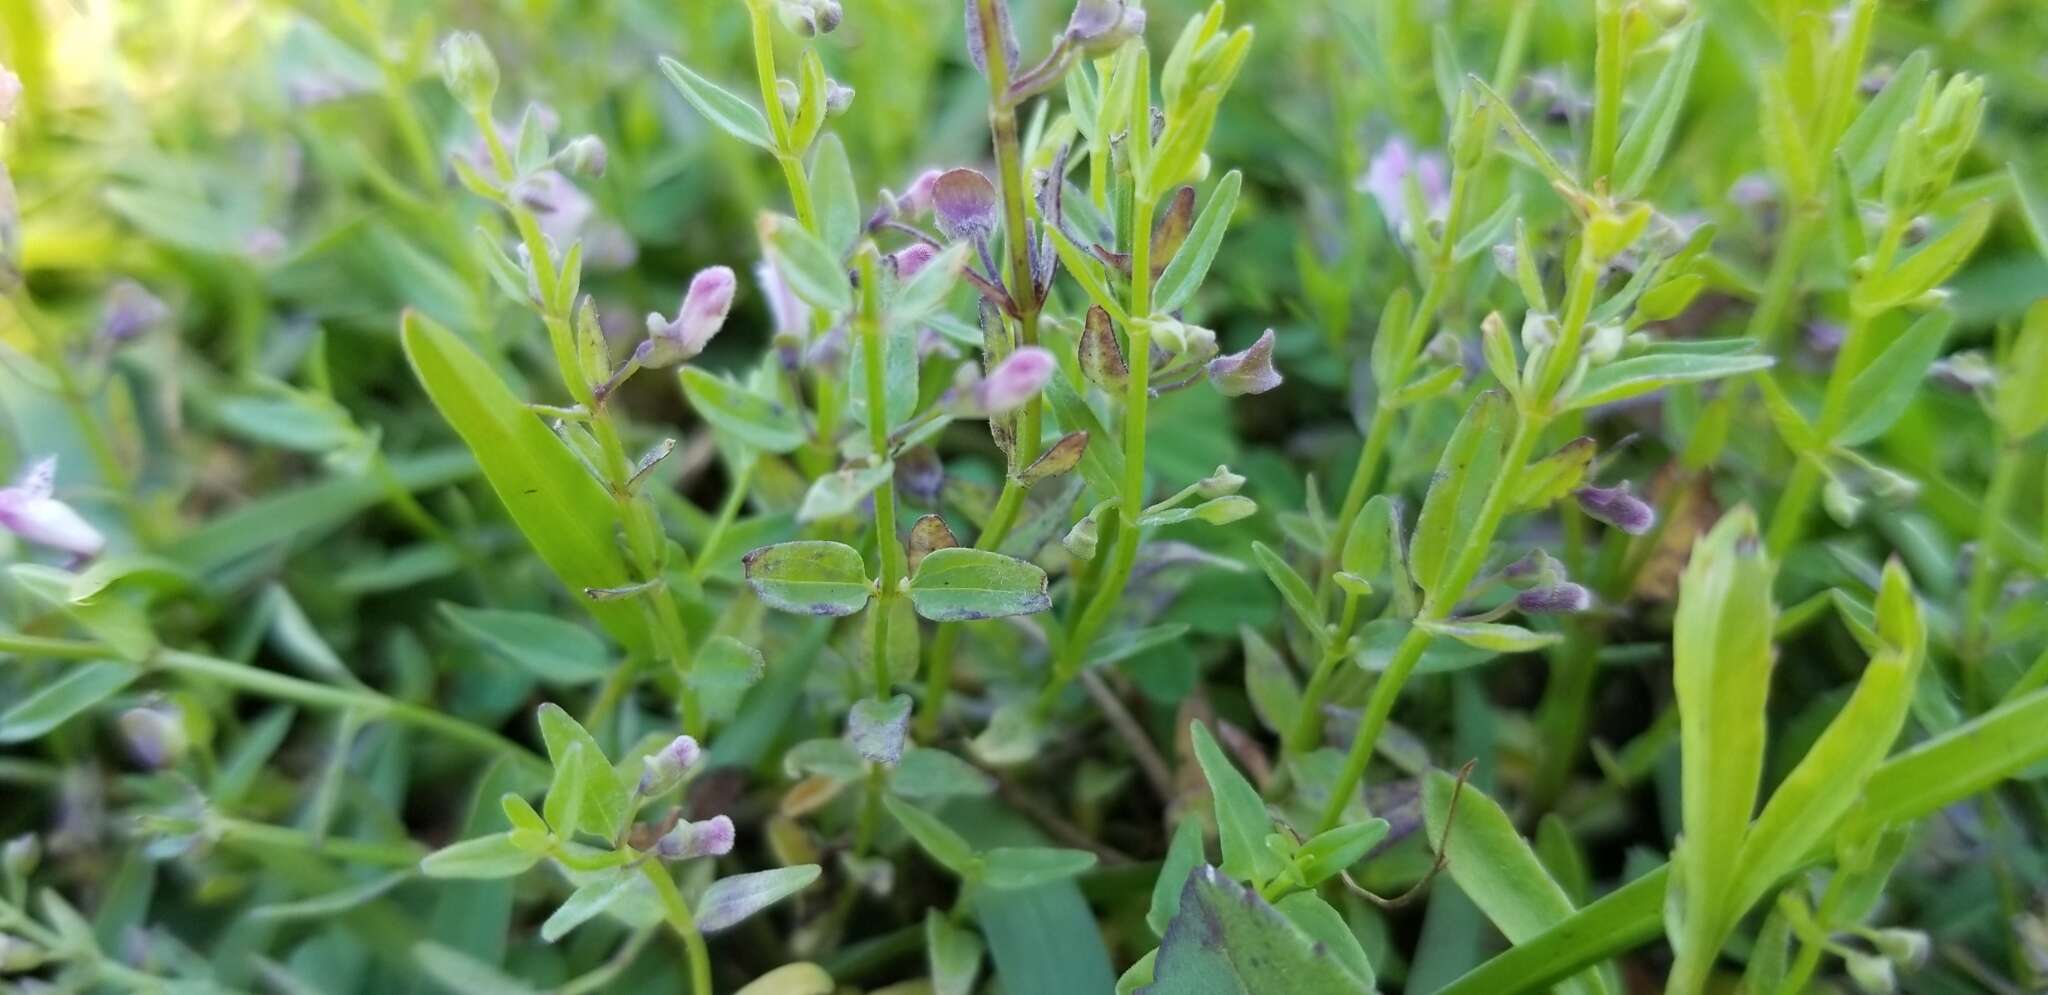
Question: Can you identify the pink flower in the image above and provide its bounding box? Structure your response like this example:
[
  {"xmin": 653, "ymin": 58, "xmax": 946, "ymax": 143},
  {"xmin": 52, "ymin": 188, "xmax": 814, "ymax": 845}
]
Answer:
[
  {"xmin": 0, "ymin": 458, "xmax": 105, "ymax": 559},
  {"xmin": 1360, "ymin": 137, "xmax": 1448, "ymax": 235},
  {"xmin": 974, "ymin": 347, "xmax": 1056, "ymax": 415},
  {"xmin": 641, "ymin": 266, "xmax": 737, "ymax": 368},
  {"xmin": 888, "ymin": 243, "xmax": 939, "ymax": 280},
  {"xmin": 655, "ymin": 815, "xmax": 736, "ymax": 860}
]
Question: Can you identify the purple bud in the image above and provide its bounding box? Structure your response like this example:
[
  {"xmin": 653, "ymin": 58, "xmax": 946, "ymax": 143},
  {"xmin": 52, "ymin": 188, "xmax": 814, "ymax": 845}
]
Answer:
[
  {"xmin": 99, "ymin": 280, "xmax": 169, "ymax": 346},
  {"xmin": 777, "ymin": 0, "xmax": 842, "ymax": 35},
  {"xmin": 974, "ymin": 347, "xmax": 1056, "ymax": 415},
  {"xmin": 654, "ymin": 814, "xmax": 736, "ymax": 860},
  {"xmin": 897, "ymin": 169, "xmax": 943, "ymax": 217},
  {"xmin": 933, "ymin": 168, "xmax": 999, "ymax": 242},
  {"xmin": 0, "ymin": 457, "xmax": 105, "ymax": 559},
  {"xmin": 558, "ymin": 135, "xmax": 608, "ymax": 178},
  {"xmin": 757, "ymin": 258, "xmax": 811, "ymax": 338},
  {"xmin": 889, "ymin": 243, "xmax": 940, "ymax": 280},
  {"xmin": 1360, "ymin": 137, "xmax": 1448, "ymax": 235},
  {"xmin": 1575, "ymin": 483, "xmax": 1656, "ymax": 535},
  {"xmin": 1066, "ymin": 0, "xmax": 1147, "ymax": 56},
  {"xmin": 1206, "ymin": 329, "xmax": 1283, "ymax": 397},
  {"xmin": 638, "ymin": 733, "xmax": 703, "ymax": 794},
  {"xmin": 1515, "ymin": 583, "xmax": 1591, "ymax": 615},
  {"xmin": 823, "ymin": 80, "xmax": 855, "ymax": 116},
  {"xmin": 513, "ymin": 170, "xmax": 594, "ymax": 244},
  {"xmin": 118, "ymin": 703, "xmax": 186, "ymax": 769},
  {"xmin": 642, "ymin": 266, "xmax": 736, "ymax": 367},
  {"xmin": 963, "ymin": 0, "xmax": 1019, "ymax": 77}
]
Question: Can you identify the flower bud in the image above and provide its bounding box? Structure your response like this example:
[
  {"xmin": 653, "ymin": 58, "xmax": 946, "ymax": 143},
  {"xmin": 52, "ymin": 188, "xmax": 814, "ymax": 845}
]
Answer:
[
  {"xmin": 1824, "ymin": 476, "xmax": 1864, "ymax": 526},
  {"xmin": 654, "ymin": 815, "xmax": 736, "ymax": 860},
  {"xmin": 438, "ymin": 32, "xmax": 499, "ymax": 112},
  {"xmin": 1196, "ymin": 465, "xmax": 1246, "ymax": 499},
  {"xmin": 99, "ymin": 280, "xmax": 169, "ymax": 347},
  {"xmin": 1515, "ymin": 582, "xmax": 1591, "ymax": 615},
  {"xmin": 557, "ymin": 135, "xmax": 608, "ymax": 178},
  {"xmin": 1448, "ymin": 84, "xmax": 1485, "ymax": 172},
  {"xmin": 1063, "ymin": 509, "xmax": 1101, "ymax": 559},
  {"xmin": 118, "ymin": 702, "xmax": 188, "ymax": 769},
  {"xmin": 1521, "ymin": 311, "xmax": 1559, "ymax": 352},
  {"xmin": 1574, "ymin": 483, "xmax": 1655, "ymax": 535},
  {"xmin": 849, "ymin": 695, "xmax": 912, "ymax": 766},
  {"xmin": 933, "ymin": 168, "xmax": 999, "ymax": 242},
  {"xmin": 897, "ymin": 169, "xmax": 944, "ymax": 217},
  {"xmin": 641, "ymin": 266, "xmax": 737, "ymax": 368},
  {"xmin": 1502, "ymin": 549, "xmax": 1567, "ymax": 588},
  {"xmin": 974, "ymin": 347, "xmax": 1056, "ymax": 415},
  {"xmin": 1872, "ymin": 928, "xmax": 1930, "ymax": 970},
  {"xmin": 1585, "ymin": 321, "xmax": 1626, "ymax": 365},
  {"xmin": 638, "ymin": 734, "xmax": 703, "ymax": 795},
  {"xmin": 1207, "ymin": 329, "xmax": 1282, "ymax": 397},
  {"xmin": 1586, "ymin": 200, "xmax": 1652, "ymax": 261},
  {"xmin": 887, "ymin": 243, "xmax": 939, "ymax": 280},
  {"xmin": 3, "ymin": 835, "xmax": 38, "ymax": 880},
  {"xmin": 824, "ymin": 80, "xmax": 855, "ymax": 116},
  {"xmin": 1846, "ymin": 950, "xmax": 1897, "ymax": 995},
  {"xmin": 777, "ymin": 0, "xmax": 842, "ymax": 35},
  {"xmin": 1065, "ymin": 0, "xmax": 1147, "ymax": 57},
  {"xmin": 0, "ymin": 457, "xmax": 106, "ymax": 559}
]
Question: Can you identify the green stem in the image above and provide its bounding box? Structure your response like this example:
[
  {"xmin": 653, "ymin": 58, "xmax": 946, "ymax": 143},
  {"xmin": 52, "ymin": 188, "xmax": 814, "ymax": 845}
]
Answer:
[
  {"xmin": 1964, "ymin": 439, "xmax": 2023, "ymax": 675},
  {"xmin": 1772, "ymin": 873, "xmax": 1850, "ymax": 995},
  {"xmin": 212, "ymin": 816, "xmax": 425, "ymax": 867},
  {"xmin": 1588, "ymin": 0, "xmax": 1625, "ymax": 182},
  {"xmin": 1286, "ymin": 592, "xmax": 1362, "ymax": 755},
  {"xmin": 640, "ymin": 861, "xmax": 714, "ymax": 995},
  {"xmin": 856, "ymin": 250, "xmax": 905, "ymax": 700}
]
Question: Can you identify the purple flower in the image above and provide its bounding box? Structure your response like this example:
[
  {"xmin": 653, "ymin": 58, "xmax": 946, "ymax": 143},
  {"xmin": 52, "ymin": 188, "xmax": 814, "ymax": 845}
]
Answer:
[
  {"xmin": 756, "ymin": 258, "xmax": 811, "ymax": 338},
  {"xmin": 1515, "ymin": 583, "xmax": 1592, "ymax": 615},
  {"xmin": 638, "ymin": 734, "xmax": 704, "ymax": 795},
  {"xmin": 933, "ymin": 168, "xmax": 1000, "ymax": 242},
  {"xmin": 99, "ymin": 280, "xmax": 169, "ymax": 346},
  {"xmin": 0, "ymin": 458, "xmax": 105, "ymax": 560},
  {"xmin": 654, "ymin": 815, "xmax": 736, "ymax": 860},
  {"xmin": 118, "ymin": 703, "xmax": 186, "ymax": 769},
  {"xmin": 1575, "ymin": 483, "xmax": 1656, "ymax": 535},
  {"xmin": 888, "ymin": 243, "xmax": 940, "ymax": 280},
  {"xmin": 513, "ymin": 170, "xmax": 593, "ymax": 245},
  {"xmin": 641, "ymin": 266, "xmax": 737, "ymax": 368},
  {"xmin": 1206, "ymin": 329, "xmax": 1282, "ymax": 397},
  {"xmin": 896, "ymin": 169, "xmax": 944, "ymax": 217},
  {"xmin": 1066, "ymin": 0, "xmax": 1147, "ymax": 55},
  {"xmin": 973, "ymin": 347, "xmax": 1056, "ymax": 414},
  {"xmin": 1360, "ymin": 137, "xmax": 1448, "ymax": 235}
]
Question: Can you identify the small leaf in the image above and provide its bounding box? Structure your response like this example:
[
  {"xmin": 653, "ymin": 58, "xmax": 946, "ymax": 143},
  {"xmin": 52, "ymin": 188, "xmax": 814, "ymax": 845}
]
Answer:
[
  {"xmin": 1416, "ymin": 618, "xmax": 1563, "ymax": 653},
  {"xmin": 1510, "ymin": 437, "xmax": 1597, "ymax": 512},
  {"xmin": 691, "ymin": 636, "xmax": 766, "ymax": 722},
  {"xmin": 659, "ymin": 56, "xmax": 775, "ymax": 151},
  {"xmin": 980, "ymin": 847, "xmax": 1099, "ymax": 890},
  {"xmin": 1995, "ymin": 299, "xmax": 2048, "ymax": 439},
  {"xmin": 1241, "ymin": 626, "xmax": 1302, "ymax": 736},
  {"xmin": 1564, "ymin": 352, "xmax": 1773, "ymax": 410},
  {"xmin": 1141, "ymin": 867, "xmax": 1365, "ymax": 994},
  {"xmin": 1189, "ymin": 722, "xmax": 1283, "ymax": 885},
  {"xmin": 907, "ymin": 548, "xmax": 1051, "ymax": 621},
  {"xmin": 0, "ymin": 661, "xmax": 140, "ymax": 744},
  {"xmin": 679, "ymin": 366, "xmax": 808, "ymax": 454},
  {"xmin": 1411, "ymin": 391, "xmax": 1509, "ymax": 598},
  {"xmin": 760, "ymin": 214, "xmax": 852, "ymax": 312},
  {"xmin": 1149, "ymin": 819, "xmax": 1207, "ymax": 938},
  {"xmin": 420, "ymin": 833, "xmax": 541, "ymax": 879},
  {"xmin": 541, "ymin": 868, "xmax": 636, "ymax": 941},
  {"xmin": 1295, "ymin": 819, "xmax": 1391, "ymax": 887},
  {"xmin": 892, "ymin": 747, "xmax": 995, "ymax": 799},
  {"xmin": 797, "ymin": 460, "xmax": 895, "ymax": 522},
  {"xmin": 414, "ymin": 942, "xmax": 545, "ymax": 995},
  {"xmin": 735, "ymin": 963, "xmax": 835, "ymax": 995},
  {"xmin": 696, "ymin": 865, "xmax": 824, "ymax": 932},
  {"xmin": 1276, "ymin": 893, "xmax": 1377, "ymax": 991},
  {"xmin": 1611, "ymin": 21, "xmax": 1704, "ymax": 197},
  {"xmin": 537, "ymin": 703, "xmax": 630, "ymax": 839},
  {"xmin": 811, "ymin": 134, "xmax": 860, "ymax": 253},
  {"xmin": 927, "ymin": 910, "xmax": 986, "ymax": 995},
  {"xmin": 1154, "ymin": 170, "xmax": 1243, "ymax": 313},
  {"xmin": 743, "ymin": 541, "xmax": 873, "ymax": 616},
  {"xmin": 1018, "ymin": 431, "xmax": 1089, "ymax": 486},
  {"xmin": 439, "ymin": 603, "xmax": 610, "ymax": 685},
  {"xmin": 1859, "ymin": 201, "xmax": 1992, "ymax": 314},
  {"xmin": 882, "ymin": 795, "xmax": 977, "ymax": 877},
  {"xmin": 1250, "ymin": 541, "xmax": 1321, "ymax": 636},
  {"xmin": 1836, "ymin": 309, "xmax": 1952, "ymax": 445},
  {"xmin": 849, "ymin": 694, "xmax": 913, "ymax": 766}
]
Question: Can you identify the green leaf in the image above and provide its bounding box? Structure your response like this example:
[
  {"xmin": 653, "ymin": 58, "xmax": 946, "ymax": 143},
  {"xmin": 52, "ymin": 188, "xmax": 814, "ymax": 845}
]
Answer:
[
  {"xmin": 1155, "ymin": 170, "xmax": 1242, "ymax": 314},
  {"xmin": 1611, "ymin": 21, "xmax": 1703, "ymax": 197},
  {"xmin": 1411, "ymin": 391, "xmax": 1509, "ymax": 599},
  {"xmin": 1564, "ymin": 352, "xmax": 1774, "ymax": 410},
  {"xmin": 414, "ymin": 942, "xmax": 545, "ymax": 995},
  {"xmin": 1839, "ymin": 51, "xmax": 1931, "ymax": 183},
  {"xmin": 891, "ymin": 242, "xmax": 969, "ymax": 326},
  {"xmin": 796, "ymin": 460, "xmax": 895, "ymax": 522},
  {"xmin": 658, "ymin": 56, "xmax": 775, "ymax": 151},
  {"xmin": 1250, "ymin": 541, "xmax": 1321, "ymax": 635},
  {"xmin": 1510, "ymin": 437, "xmax": 1596, "ymax": 513},
  {"xmin": 248, "ymin": 870, "xmax": 413, "ymax": 922},
  {"xmin": 1995, "ymin": 299, "xmax": 2048, "ymax": 439},
  {"xmin": 1189, "ymin": 721, "xmax": 1283, "ymax": 885},
  {"xmin": 743, "ymin": 540, "xmax": 872, "ymax": 616},
  {"xmin": 691, "ymin": 636, "xmax": 766, "ymax": 722},
  {"xmin": 927, "ymin": 910, "xmax": 986, "ymax": 995},
  {"xmin": 9, "ymin": 564, "xmax": 156, "ymax": 661},
  {"xmin": 811, "ymin": 133, "xmax": 860, "ymax": 253},
  {"xmin": 1241, "ymin": 626, "xmax": 1302, "ymax": 736},
  {"xmin": 1424, "ymin": 771, "xmax": 1607, "ymax": 995},
  {"xmin": 401, "ymin": 312, "xmax": 649, "ymax": 650},
  {"xmin": 892, "ymin": 747, "xmax": 995, "ymax": 799},
  {"xmin": 536, "ymin": 703, "xmax": 630, "ymax": 839},
  {"xmin": 1453, "ymin": 192, "xmax": 1523, "ymax": 262},
  {"xmin": 1836, "ymin": 309, "xmax": 1952, "ymax": 445},
  {"xmin": 981, "ymin": 847, "xmax": 1099, "ymax": 890},
  {"xmin": 1141, "ymin": 866, "xmax": 1366, "ymax": 994},
  {"xmin": 882, "ymin": 795, "xmax": 978, "ymax": 878},
  {"xmin": 679, "ymin": 365, "xmax": 808, "ymax": 454},
  {"xmin": 0, "ymin": 660, "xmax": 140, "ymax": 744},
  {"xmin": 907, "ymin": 547, "xmax": 1051, "ymax": 621},
  {"xmin": 1149, "ymin": 819, "xmax": 1207, "ymax": 938},
  {"xmin": 760, "ymin": 213, "xmax": 851, "ymax": 312},
  {"xmin": 1860, "ymin": 201, "xmax": 1993, "ymax": 314},
  {"xmin": 540, "ymin": 867, "xmax": 636, "ymax": 941},
  {"xmin": 439, "ymin": 603, "xmax": 610, "ymax": 685},
  {"xmin": 1276, "ymin": 892, "xmax": 1376, "ymax": 991},
  {"xmin": 1294, "ymin": 819, "xmax": 1390, "ymax": 888},
  {"xmin": 1433, "ymin": 866, "xmax": 1667, "ymax": 995},
  {"xmin": 419, "ymin": 833, "xmax": 541, "ymax": 880},
  {"xmin": 1416, "ymin": 618, "xmax": 1562, "ymax": 653},
  {"xmin": 543, "ymin": 740, "xmax": 589, "ymax": 838},
  {"xmin": 1670, "ymin": 507, "xmax": 1776, "ymax": 964},
  {"xmin": 697, "ymin": 865, "xmax": 823, "ymax": 932}
]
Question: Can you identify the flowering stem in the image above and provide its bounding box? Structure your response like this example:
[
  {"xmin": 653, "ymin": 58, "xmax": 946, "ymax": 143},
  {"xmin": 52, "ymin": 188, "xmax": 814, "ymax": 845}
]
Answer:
[
  {"xmin": 856, "ymin": 249, "xmax": 905, "ymax": 700},
  {"xmin": 1286, "ymin": 590, "xmax": 1362, "ymax": 756},
  {"xmin": 640, "ymin": 860, "xmax": 713, "ymax": 995}
]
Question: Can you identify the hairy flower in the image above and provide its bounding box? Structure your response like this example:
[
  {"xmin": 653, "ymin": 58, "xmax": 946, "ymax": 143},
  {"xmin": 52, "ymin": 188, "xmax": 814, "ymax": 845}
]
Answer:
[
  {"xmin": 967, "ymin": 347, "xmax": 1056, "ymax": 416},
  {"xmin": 1575, "ymin": 483, "xmax": 1656, "ymax": 535},
  {"xmin": 1516, "ymin": 583, "xmax": 1592, "ymax": 615},
  {"xmin": 654, "ymin": 815, "xmax": 736, "ymax": 860},
  {"xmin": 641, "ymin": 266, "xmax": 738, "ymax": 368},
  {"xmin": 638, "ymin": 734, "xmax": 704, "ymax": 795},
  {"xmin": 1066, "ymin": 0, "xmax": 1147, "ymax": 56},
  {"xmin": 1207, "ymin": 329, "xmax": 1282, "ymax": 397},
  {"xmin": 1360, "ymin": 137, "xmax": 1447, "ymax": 235},
  {"xmin": 118, "ymin": 703, "xmax": 187, "ymax": 769},
  {"xmin": 0, "ymin": 458, "xmax": 105, "ymax": 560},
  {"xmin": 99, "ymin": 280, "xmax": 169, "ymax": 346},
  {"xmin": 933, "ymin": 168, "xmax": 1000, "ymax": 242}
]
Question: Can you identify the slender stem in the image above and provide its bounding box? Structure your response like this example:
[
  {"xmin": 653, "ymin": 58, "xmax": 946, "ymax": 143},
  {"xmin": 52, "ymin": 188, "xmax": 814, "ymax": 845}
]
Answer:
[
  {"xmin": 1964, "ymin": 439, "xmax": 2023, "ymax": 674},
  {"xmin": 1588, "ymin": 0, "xmax": 1625, "ymax": 183},
  {"xmin": 856, "ymin": 250, "xmax": 904, "ymax": 700},
  {"xmin": 1287, "ymin": 592, "xmax": 1362, "ymax": 755},
  {"xmin": 640, "ymin": 861, "xmax": 714, "ymax": 995},
  {"xmin": 1772, "ymin": 873, "xmax": 1851, "ymax": 995},
  {"xmin": 213, "ymin": 816, "xmax": 425, "ymax": 867},
  {"xmin": 0, "ymin": 633, "xmax": 105, "ymax": 659}
]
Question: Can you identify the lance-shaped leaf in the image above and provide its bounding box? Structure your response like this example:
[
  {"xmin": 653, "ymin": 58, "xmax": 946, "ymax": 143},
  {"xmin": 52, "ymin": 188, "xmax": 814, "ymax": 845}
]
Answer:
[
  {"xmin": 797, "ymin": 460, "xmax": 895, "ymax": 522},
  {"xmin": 1250, "ymin": 541, "xmax": 1320, "ymax": 636},
  {"xmin": 1189, "ymin": 722, "xmax": 1284, "ymax": 885},
  {"xmin": 1510, "ymin": 437, "xmax": 1596, "ymax": 512},
  {"xmin": 1857, "ymin": 201, "xmax": 1992, "ymax": 314},
  {"xmin": 537, "ymin": 704, "xmax": 630, "ymax": 839},
  {"xmin": 1837, "ymin": 309, "xmax": 1952, "ymax": 445},
  {"xmin": 659, "ymin": 57, "xmax": 775, "ymax": 152},
  {"xmin": 981, "ymin": 847, "xmax": 1098, "ymax": 890},
  {"xmin": 928, "ymin": 910, "xmax": 986, "ymax": 995},
  {"xmin": 420, "ymin": 833, "xmax": 541, "ymax": 879},
  {"xmin": 906, "ymin": 547, "xmax": 1050, "ymax": 621},
  {"xmin": 1611, "ymin": 21, "xmax": 1703, "ymax": 197},
  {"xmin": 1416, "ymin": 618, "xmax": 1563, "ymax": 653},
  {"xmin": 438, "ymin": 603, "xmax": 609, "ymax": 685},
  {"xmin": 1018, "ymin": 431, "xmax": 1089, "ymax": 486},
  {"xmin": 760, "ymin": 213, "xmax": 851, "ymax": 312},
  {"xmin": 1151, "ymin": 186, "xmax": 1197, "ymax": 275},
  {"xmin": 401, "ymin": 312, "xmax": 650, "ymax": 650},
  {"xmin": 696, "ymin": 865, "xmax": 823, "ymax": 932},
  {"xmin": 540, "ymin": 867, "xmax": 637, "ymax": 942},
  {"xmin": 1563, "ymin": 351, "xmax": 1773, "ymax": 411},
  {"xmin": 0, "ymin": 660, "xmax": 139, "ymax": 744},
  {"xmin": 1154, "ymin": 170, "xmax": 1243, "ymax": 313},
  {"xmin": 907, "ymin": 515, "xmax": 960, "ymax": 575},
  {"xmin": 883, "ymin": 794, "xmax": 977, "ymax": 877},
  {"xmin": 1411, "ymin": 391, "xmax": 1509, "ymax": 600},
  {"xmin": 744, "ymin": 541, "xmax": 873, "ymax": 616},
  {"xmin": 1140, "ymin": 866, "xmax": 1369, "ymax": 994},
  {"xmin": 1241, "ymin": 626, "xmax": 1301, "ymax": 736},
  {"xmin": 679, "ymin": 366, "xmax": 808, "ymax": 454},
  {"xmin": 1995, "ymin": 299, "xmax": 2048, "ymax": 439}
]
